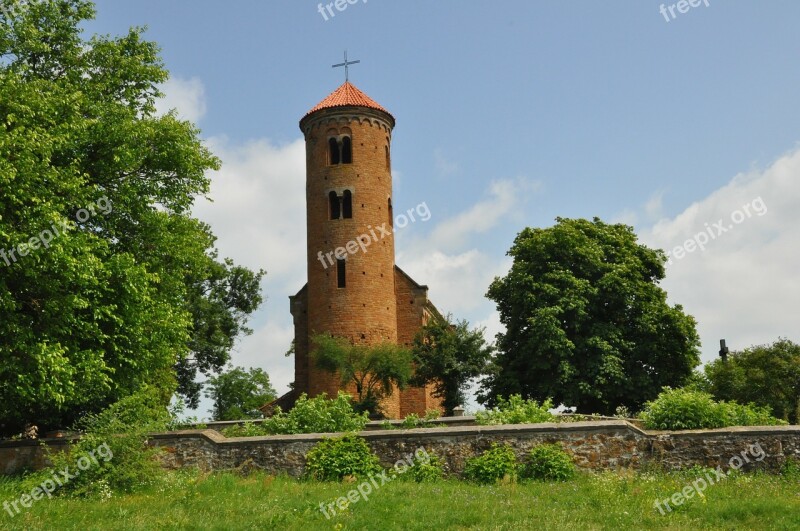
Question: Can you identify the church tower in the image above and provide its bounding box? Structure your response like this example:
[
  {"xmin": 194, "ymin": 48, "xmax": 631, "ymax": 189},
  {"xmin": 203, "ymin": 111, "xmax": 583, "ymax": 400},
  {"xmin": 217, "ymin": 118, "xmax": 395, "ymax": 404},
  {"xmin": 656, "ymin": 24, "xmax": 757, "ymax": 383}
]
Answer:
[{"xmin": 279, "ymin": 80, "xmax": 442, "ymax": 419}]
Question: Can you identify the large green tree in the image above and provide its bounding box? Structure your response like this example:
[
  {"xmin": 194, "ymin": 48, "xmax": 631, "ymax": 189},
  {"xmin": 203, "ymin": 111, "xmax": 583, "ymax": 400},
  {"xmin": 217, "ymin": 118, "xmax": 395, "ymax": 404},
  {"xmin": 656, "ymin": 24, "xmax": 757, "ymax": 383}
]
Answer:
[
  {"xmin": 311, "ymin": 334, "xmax": 413, "ymax": 417},
  {"xmin": 705, "ymin": 338, "xmax": 800, "ymax": 424},
  {"xmin": 204, "ymin": 366, "xmax": 277, "ymax": 421},
  {"xmin": 482, "ymin": 217, "xmax": 700, "ymax": 415},
  {"xmin": 0, "ymin": 0, "xmax": 263, "ymax": 435},
  {"xmin": 411, "ymin": 314, "xmax": 493, "ymax": 415}
]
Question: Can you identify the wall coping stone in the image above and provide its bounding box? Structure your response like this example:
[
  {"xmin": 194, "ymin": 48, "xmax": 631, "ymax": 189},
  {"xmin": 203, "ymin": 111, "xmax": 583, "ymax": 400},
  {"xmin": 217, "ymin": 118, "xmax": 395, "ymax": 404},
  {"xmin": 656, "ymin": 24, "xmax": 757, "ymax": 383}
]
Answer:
[{"xmin": 147, "ymin": 420, "xmax": 800, "ymax": 444}]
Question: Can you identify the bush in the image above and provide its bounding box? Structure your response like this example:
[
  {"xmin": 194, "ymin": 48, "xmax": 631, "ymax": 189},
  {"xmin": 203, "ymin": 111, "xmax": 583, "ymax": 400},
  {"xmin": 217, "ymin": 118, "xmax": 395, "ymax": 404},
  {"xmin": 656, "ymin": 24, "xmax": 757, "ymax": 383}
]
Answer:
[
  {"xmin": 720, "ymin": 400, "xmax": 788, "ymax": 427},
  {"xmin": 780, "ymin": 457, "xmax": 800, "ymax": 480},
  {"xmin": 219, "ymin": 422, "xmax": 266, "ymax": 438},
  {"xmin": 266, "ymin": 392, "xmax": 369, "ymax": 434},
  {"xmin": 220, "ymin": 392, "xmax": 369, "ymax": 437},
  {"xmin": 463, "ymin": 443, "xmax": 519, "ymax": 484},
  {"xmin": 304, "ymin": 434, "xmax": 382, "ymax": 481},
  {"xmin": 23, "ymin": 389, "xmax": 170, "ymax": 498},
  {"xmin": 408, "ymin": 452, "xmax": 446, "ymax": 482},
  {"xmin": 476, "ymin": 395, "xmax": 556, "ymax": 426},
  {"xmin": 521, "ymin": 444, "xmax": 576, "ymax": 481},
  {"xmin": 640, "ymin": 388, "xmax": 787, "ymax": 430},
  {"xmin": 400, "ymin": 409, "xmax": 441, "ymax": 429}
]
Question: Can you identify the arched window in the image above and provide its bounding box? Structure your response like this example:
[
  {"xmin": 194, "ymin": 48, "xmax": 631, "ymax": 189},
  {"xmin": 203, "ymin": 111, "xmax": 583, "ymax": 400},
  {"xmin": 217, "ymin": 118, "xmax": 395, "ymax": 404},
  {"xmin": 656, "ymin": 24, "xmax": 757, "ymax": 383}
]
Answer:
[
  {"xmin": 341, "ymin": 136, "xmax": 352, "ymax": 164},
  {"xmin": 388, "ymin": 197, "xmax": 393, "ymax": 227},
  {"xmin": 342, "ymin": 190, "xmax": 353, "ymax": 219},
  {"xmin": 329, "ymin": 191, "xmax": 340, "ymax": 220},
  {"xmin": 328, "ymin": 138, "xmax": 340, "ymax": 165},
  {"xmin": 337, "ymin": 259, "xmax": 346, "ymax": 288}
]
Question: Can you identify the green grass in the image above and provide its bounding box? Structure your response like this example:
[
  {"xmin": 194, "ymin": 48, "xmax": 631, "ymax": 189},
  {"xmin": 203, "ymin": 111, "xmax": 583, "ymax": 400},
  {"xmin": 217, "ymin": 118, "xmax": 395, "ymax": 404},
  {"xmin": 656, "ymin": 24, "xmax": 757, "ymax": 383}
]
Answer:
[{"xmin": 1, "ymin": 469, "xmax": 798, "ymax": 530}]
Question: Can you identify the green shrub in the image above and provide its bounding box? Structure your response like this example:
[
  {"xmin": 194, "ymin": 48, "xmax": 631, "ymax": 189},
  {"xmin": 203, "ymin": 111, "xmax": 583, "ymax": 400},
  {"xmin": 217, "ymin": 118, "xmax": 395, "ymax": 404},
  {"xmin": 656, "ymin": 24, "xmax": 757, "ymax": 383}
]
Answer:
[
  {"xmin": 23, "ymin": 389, "xmax": 170, "ymax": 498},
  {"xmin": 521, "ymin": 444, "xmax": 576, "ymax": 481},
  {"xmin": 408, "ymin": 452, "xmax": 446, "ymax": 482},
  {"xmin": 220, "ymin": 392, "xmax": 369, "ymax": 437},
  {"xmin": 720, "ymin": 400, "xmax": 788, "ymax": 427},
  {"xmin": 476, "ymin": 395, "xmax": 556, "ymax": 425},
  {"xmin": 613, "ymin": 405, "xmax": 633, "ymax": 418},
  {"xmin": 304, "ymin": 434, "xmax": 382, "ymax": 481},
  {"xmin": 463, "ymin": 443, "xmax": 519, "ymax": 484},
  {"xmin": 219, "ymin": 422, "xmax": 266, "ymax": 438},
  {"xmin": 400, "ymin": 409, "xmax": 441, "ymax": 429},
  {"xmin": 780, "ymin": 457, "xmax": 800, "ymax": 480},
  {"xmin": 265, "ymin": 392, "xmax": 369, "ymax": 434},
  {"xmin": 640, "ymin": 388, "xmax": 787, "ymax": 430}
]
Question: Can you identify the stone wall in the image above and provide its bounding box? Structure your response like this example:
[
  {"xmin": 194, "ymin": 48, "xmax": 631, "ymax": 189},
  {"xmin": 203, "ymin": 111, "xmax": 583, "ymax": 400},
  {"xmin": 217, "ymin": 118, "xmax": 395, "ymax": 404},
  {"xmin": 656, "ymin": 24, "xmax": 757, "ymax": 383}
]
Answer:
[
  {"xmin": 4, "ymin": 421, "xmax": 799, "ymax": 477},
  {"xmin": 150, "ymin": 421, "xmax": 800, "ymax": 477},
  {"xmin": 0, "ymin": 437, "xmax": 77, "ymax": 475}
]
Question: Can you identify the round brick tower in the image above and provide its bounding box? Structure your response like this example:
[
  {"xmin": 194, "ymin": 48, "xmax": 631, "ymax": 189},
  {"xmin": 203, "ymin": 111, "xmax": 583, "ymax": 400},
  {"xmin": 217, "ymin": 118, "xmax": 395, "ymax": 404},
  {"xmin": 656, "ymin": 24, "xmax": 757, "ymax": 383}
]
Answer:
[{"xmin": 298, "ymin": 82, "xmax": 399, "ymax": 409}]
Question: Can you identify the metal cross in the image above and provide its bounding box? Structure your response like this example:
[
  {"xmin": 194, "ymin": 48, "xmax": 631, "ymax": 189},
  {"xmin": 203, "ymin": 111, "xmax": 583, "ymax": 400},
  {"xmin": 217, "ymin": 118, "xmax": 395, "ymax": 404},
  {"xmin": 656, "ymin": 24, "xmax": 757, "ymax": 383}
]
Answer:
[{"xmin": 332, "ymin": 51, "xmax": 360, "ymax": 82}]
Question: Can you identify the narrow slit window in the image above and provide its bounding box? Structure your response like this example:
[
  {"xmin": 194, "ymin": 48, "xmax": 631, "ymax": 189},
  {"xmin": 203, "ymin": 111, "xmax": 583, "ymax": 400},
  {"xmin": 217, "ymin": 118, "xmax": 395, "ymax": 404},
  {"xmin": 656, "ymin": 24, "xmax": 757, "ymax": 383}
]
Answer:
[
  {"xmin": 341, "ymin": 136, "xmax": 352, "ymax": 164},
  {"xmin": 337, "ymin": 259, "xmax": 346, "ymax": 288},
  {"xmin": 385, "ymin": 145, "xmax": 390, "ymax": 170},
  {"xmin": 328, "ymin": 138, "xmax": 340, "ymax": 165},
  {"xmin": 388, "ymin": 197, "xmax": 393, "ymax": 227},
  {"xmin": 342, "ymin": 190, "xmax": 353, "ymax": 219},
  {"xmin": 329, "ymin": 191, "xmax": 340, "ymax": 220}
]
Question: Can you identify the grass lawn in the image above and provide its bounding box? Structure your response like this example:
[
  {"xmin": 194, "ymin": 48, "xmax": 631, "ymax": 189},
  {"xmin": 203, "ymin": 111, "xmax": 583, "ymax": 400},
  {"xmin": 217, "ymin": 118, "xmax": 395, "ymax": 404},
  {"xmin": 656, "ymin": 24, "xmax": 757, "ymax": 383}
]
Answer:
[{"xmin": 1, "ymin": 469, "xmax": 799, "ymax": 530}]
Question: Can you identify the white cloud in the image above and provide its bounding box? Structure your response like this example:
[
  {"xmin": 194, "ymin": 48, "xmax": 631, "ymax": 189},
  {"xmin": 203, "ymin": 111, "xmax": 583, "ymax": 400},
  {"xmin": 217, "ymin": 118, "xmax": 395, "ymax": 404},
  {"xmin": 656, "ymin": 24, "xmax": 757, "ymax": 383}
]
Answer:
[
  {"xmin": 398, "ymin": 248, "xmax": 511, "ymax": 316},
  {"xmin": 638, "ymin": 147, "xmax": 800, "ymax": 364},
  {"xmin": 612, "ymin": 190, "xmax": 664, "ymax": 226},
  {"xmin": 427, "ymin": 178, "xmax": 540, "ymax": 252},
  {"xmin": 156, "ymin": 76, "xmax": 207, "ymax": 123},
  {"xmin": 434, "ymin": 148, "xmax": 459, "ymax": 176},
  {"xmin": 392, "ymin": 177, "xmax": 539, "ymax": 324},
  {"xmin": 189, "ymin": 136, "xmax": 307, "ymax": 411},
  {"xmin": 194, "ymin": 137, "xmax": 307, "ymax": 283},
  {"xmin": 644, "ymin": 190, "xmax": 665, "ymax": 221}
]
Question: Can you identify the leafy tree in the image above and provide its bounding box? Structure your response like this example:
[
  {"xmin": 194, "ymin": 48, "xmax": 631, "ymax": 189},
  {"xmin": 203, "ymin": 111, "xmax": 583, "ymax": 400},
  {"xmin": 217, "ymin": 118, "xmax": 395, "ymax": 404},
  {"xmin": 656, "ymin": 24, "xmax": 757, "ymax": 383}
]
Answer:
[
  {"xmin": 482, "ymin": 217, "xmax": 701, "ymax": 415},
  {"xmin": 204, "ymin": 366, "xmax": 276, "ymax": 421},
  {"xmin": 705, "ymin": 338, "xmax": 800, "ymax": 424},
  {"xmin": 178, "ymin": 258, "xmax": 264, "ymax": 408},
  {"xmin": 411, "ymin": 314, "xmax": 493, "ymax": 415},
  {"xmin": 311, "ymin": 334, "xmax": 413, "ymax": 416},
  {"xmin": 0, "ymin": 0, "xmax": 263, "ymax": 435}
]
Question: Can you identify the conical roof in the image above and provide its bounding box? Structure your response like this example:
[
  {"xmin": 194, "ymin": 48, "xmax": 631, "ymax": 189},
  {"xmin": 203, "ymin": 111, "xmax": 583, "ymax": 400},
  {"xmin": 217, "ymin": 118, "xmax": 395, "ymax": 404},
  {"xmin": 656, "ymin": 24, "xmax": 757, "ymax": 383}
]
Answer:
[{"xmin": 303, "ymin": 81, "xmax": 393, "ymax": 121}]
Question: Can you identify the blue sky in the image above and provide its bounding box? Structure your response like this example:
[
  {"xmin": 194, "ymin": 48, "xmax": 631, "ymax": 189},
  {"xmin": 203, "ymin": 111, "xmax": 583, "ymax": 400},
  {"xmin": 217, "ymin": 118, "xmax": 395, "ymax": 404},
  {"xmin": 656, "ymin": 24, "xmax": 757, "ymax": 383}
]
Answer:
[{"xmin": 86, "ymin": 1, "xmax": 800, "ymax": 416}]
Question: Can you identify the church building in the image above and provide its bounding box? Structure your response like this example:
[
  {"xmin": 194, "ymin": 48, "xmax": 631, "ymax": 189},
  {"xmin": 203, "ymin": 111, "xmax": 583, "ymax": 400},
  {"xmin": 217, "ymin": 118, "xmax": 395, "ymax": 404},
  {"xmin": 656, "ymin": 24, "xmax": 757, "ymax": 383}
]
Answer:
[{"xmin": 271, "ymin": 80, "xmax": 443, "ymax": 419}]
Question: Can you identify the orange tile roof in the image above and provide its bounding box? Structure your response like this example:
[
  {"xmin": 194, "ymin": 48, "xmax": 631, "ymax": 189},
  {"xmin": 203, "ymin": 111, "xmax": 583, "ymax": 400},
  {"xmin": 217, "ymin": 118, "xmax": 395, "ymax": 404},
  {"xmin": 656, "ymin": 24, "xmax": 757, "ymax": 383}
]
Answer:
[{"xmin": 304, "ymin": 81, "xmax": 393, "ymax": 120}]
